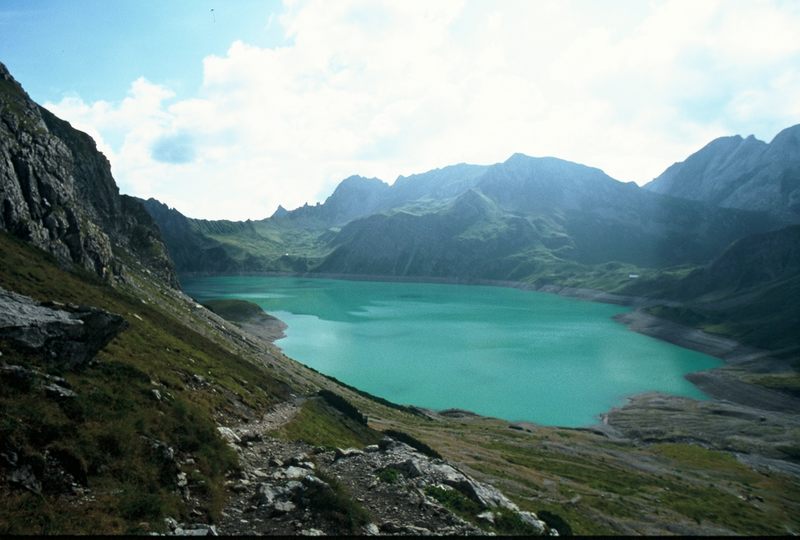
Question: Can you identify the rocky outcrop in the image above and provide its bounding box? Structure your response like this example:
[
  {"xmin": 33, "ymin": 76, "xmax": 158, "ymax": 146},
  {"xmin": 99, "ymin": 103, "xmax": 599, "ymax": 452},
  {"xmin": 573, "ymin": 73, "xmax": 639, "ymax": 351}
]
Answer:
[
  {"xmin": 217, "ymin": 404, "xmax": 553, "ymax": 536},
  {"xmin": 0, "ymin": 286, "xmax": 126, "ymax": 370},
  {"xmin": 0, "ymin": 62, "xmax": 176, "ymax": 286}
]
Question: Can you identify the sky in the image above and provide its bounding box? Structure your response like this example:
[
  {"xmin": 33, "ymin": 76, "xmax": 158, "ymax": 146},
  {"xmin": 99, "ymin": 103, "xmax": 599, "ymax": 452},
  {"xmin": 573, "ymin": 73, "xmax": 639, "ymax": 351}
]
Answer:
[{"xmin": 2, "ymin": 0, "xmax": 799, "ymax": 220}]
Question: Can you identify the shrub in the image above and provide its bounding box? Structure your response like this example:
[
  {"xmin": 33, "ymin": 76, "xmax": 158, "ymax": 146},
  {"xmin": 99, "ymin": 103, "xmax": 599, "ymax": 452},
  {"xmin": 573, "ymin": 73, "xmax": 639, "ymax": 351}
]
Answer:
[{"xmin": 317, "ymin": 390, "xmax": 367, "ymax": 425}]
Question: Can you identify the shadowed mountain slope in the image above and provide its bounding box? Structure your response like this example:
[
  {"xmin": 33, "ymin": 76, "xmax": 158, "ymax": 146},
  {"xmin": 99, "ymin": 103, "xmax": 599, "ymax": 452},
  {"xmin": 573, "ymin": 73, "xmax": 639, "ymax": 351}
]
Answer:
[{"xmin": 646, "ymin": 125, "xmax": 800, "ymax": 222}]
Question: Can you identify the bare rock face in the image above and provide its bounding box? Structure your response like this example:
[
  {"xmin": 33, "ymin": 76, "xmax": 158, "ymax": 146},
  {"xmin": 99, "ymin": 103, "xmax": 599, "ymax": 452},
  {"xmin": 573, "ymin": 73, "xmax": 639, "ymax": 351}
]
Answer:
[
  {"xmin": 0, "ymin": 62, "xmax": 177, "ymax": 286},
  {"xmin": 0, "ymin": 286, "xmax": 126, "ymax": 370}
]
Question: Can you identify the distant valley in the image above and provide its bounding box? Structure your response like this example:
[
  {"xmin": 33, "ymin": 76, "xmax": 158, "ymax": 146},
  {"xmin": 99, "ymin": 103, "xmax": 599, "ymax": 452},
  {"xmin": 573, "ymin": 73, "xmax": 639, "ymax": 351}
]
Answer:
[{"xmin": 144, "ymin": 125, "xmax": 800, "ymax": 362}]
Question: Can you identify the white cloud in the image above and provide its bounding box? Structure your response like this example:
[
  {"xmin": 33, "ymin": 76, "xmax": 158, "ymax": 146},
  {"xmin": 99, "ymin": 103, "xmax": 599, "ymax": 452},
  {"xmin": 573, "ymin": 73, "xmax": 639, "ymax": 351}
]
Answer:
[{"xmin": 45, "ymin": 0, "xmax": 800, "ymax": 219}]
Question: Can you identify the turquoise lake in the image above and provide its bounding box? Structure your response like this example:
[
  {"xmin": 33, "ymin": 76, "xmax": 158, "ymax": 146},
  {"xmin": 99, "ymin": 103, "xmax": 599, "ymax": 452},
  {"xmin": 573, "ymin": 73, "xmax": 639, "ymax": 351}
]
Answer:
[{"xmin": 182, "ymin": 276, "xmax": 721, "ymax": 427}]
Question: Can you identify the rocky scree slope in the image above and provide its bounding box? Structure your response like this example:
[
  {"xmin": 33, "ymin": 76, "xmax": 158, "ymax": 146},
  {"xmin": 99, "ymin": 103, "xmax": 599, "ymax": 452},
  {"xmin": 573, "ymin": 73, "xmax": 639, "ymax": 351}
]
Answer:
[
  {"xmin": 0, "ymin": 62, "xmax": 176, "ymax": 286},
  {"xmin": 211, "ymin": 400, "xmax": 551, "ymax": 536}
]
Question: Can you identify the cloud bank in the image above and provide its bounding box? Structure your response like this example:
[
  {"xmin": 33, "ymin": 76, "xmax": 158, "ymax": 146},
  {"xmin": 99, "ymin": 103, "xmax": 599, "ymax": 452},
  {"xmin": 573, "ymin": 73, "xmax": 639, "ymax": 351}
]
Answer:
[{"xmin": 47, "ymin": 0, "xmax": 800, "ymax": 220}]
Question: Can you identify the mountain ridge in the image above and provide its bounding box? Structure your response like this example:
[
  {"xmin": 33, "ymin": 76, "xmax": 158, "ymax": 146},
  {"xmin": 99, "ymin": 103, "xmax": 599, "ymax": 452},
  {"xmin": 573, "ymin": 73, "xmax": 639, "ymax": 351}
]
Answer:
[
  {"xmin": 0, "ymin": 62, "xmax": 176, "ymax": 286},
  {"xmin": 646, "ymin": 124, "xmax": 800, "ymax": 221}
]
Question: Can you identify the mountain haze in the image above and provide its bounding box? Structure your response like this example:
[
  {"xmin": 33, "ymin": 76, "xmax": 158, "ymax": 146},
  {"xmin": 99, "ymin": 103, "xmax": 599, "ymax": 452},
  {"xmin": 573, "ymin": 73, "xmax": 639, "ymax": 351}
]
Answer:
[
  {"xmin": 646, "ymin": 125, "xmax": 800, "ymax": 222},
  {"xmin": 146, "ymin": 152, "xmax": 780, "ymax": 280}
]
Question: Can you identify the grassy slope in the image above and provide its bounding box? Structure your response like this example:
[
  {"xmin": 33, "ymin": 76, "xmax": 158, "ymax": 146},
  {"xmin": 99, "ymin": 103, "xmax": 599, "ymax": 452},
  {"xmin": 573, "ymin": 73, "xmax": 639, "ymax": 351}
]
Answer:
[
  {"xmin": 364, "ymin": 405, "xmax": 800, "ymax": 535},
  {"xmin": 0, "ymin": 232, "xmax": 291, "ymax": 534}
]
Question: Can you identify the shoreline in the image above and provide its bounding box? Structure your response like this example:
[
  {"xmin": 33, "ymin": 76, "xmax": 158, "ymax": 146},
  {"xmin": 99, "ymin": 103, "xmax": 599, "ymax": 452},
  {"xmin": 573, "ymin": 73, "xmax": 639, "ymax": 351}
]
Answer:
[{"xmin": 184, "ymin": 270, "xmax": 793, "ymax": 426}]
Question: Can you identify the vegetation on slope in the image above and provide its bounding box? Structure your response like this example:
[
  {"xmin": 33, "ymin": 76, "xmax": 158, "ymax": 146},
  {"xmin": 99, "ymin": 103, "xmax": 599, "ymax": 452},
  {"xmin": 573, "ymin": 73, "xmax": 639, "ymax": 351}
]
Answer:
[{"xmin": 0, "ymin": 232, "xmax": 291, "ymax": 534}]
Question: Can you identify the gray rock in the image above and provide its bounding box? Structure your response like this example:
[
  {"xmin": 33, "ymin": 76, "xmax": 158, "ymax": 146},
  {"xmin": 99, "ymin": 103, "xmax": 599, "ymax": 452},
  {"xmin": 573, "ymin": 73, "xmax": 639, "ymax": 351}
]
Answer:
[
  {"xmin": 378, "ymin": 436, "xmax": 396, "ymax": 451},
  {"xmin": 151, "ymin": 389, "xmax": 162, "ymax": 401},
  {"xmin": 0, "ymin": 287, "xmax": 127, "ymax": 370},
  {"xmin": 254, "ymin": 483, "xmax": 281, "ymax": 506},
  {"xmin": 272, "ymin": 500, "xmax": 296, "ymax": 513},
  {"xmin": 274, "ymin": 466, "xmax": 311, "ymax": 480},
  {"xmin": 364, "ymin": 523, "xmax": 380, "ymax": 535},
  {"xmin": 364, "ymin": 444, "xmax": 380, "ymax": 453},
  {"xmin": 0, "ymin": 63, "xmax": 177, "ymax": 285},
  {"xmin": 477, "ymin": 511, "xmax": 495, "ymax": 524},
  {"xmin": 301, "ymin": 475, "xmax": 329, "ymax": 489},
  {"xmin": 1, "ymin": 450, "xmax": 18, "ymax": 467},
  {"xmin": 164, "ymin": 517, "xmax": 178, "ymax": 531},
  {"xmin": 299, "ymin": 528, "xmax": 324, "ymax": 536},
  {"xmin": 173, "ymin": 524, "xmax": 217, "ymax": 536},
  {"xmin": 285, "ymin": 480, "xmax": 305, "ymax": 493},
  {"xmin": 176, "ymin": 472, "xmax": 188, "ymax": 488},
  {"xmin": 43, "ymin": 382, "xmax": 77, "ymax": 399},
  {"xmin": 461, "ymin": 478, "xmax": 519, "ymax": 511},
  {"xmin": 334, "ymin": 447, "xmax": 364, "ymax": 461},
  {"xmin": 380, "ymin": 522, "xmax": 431, "ymax": 535},
  {"xmin": 393, "ymin": 458, "xmax": 425, "ymax": 478},
  {"xmin": 288, "ymin": 453, "xmax": 310, "ymax": 465},
  {"xmin": 518, "ymin": 511, "xmax": 547, "ymax": 535},
  {"xmin": 9, "ymin": 464, "xmax": 41, "ymax": 494},
  {"xmin": 217, "ymin": 427, "xmax": 241, "ymax": 445}
]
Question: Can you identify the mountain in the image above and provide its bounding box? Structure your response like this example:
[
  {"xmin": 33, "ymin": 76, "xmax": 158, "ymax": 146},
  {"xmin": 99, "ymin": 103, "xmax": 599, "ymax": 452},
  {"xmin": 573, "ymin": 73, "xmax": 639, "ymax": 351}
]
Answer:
[
  {"xmin": 273, "ymin": 175, "xmax": 390, "ymax": 228},
  {"xmin": 627, "ymin": 225, "xmax": 800, "ymax": 359},
  {"xmin": 312, "ymin": 154, "xmax": 779, "ymax": 276},
  {"xmin": 0, "ymin": 63, "xmax": 176, "ymax": 286},
  {"xmin": 147, "ymin": 154, "xmax": 779, "ymax": 280},
  {"xmin": 271, "ymin": 164, "xmax": 490, "ymax": 230},
  {"xmin": 645, "ymin": 125, "xmax": 800, "ymax": 222}
]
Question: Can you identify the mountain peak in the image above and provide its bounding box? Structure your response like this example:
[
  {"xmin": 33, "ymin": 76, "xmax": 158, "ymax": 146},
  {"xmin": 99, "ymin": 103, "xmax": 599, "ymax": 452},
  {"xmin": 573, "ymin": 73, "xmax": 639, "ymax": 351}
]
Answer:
[
  {"xmin": 646, "ymin": 123, "xmax": 798, "ymax": 220},
  {"xmin": 271, "ymin": 204, "xmax": 289, "ymax": 218},
  {"xmin": 766, "ymin": 123, "xmax": 800, "ymax": 162}
]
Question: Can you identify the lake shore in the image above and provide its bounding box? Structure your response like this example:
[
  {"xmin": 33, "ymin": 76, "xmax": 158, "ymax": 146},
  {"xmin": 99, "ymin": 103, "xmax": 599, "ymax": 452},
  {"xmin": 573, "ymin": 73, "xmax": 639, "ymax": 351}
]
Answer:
[{"xmin": 205, "ymin": 273, "xmax": 800, "ymax": 479}]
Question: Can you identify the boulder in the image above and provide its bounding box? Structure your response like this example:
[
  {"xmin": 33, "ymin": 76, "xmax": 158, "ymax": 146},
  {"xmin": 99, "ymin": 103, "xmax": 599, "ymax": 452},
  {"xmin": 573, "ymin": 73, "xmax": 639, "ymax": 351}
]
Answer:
[
  {"xmin": 8, "ymin": 463, "xmax": 41, "ymax": 494},
  {"xmin": 216, "ymin": 427, "xmax": 241, "ymax": 445},
  {"xmin": 272, "ymin": 500, "xmax": 296, "ymax": 513},
  {"xmin": 334, "ymin": 447, "xmax": 364, "ymax": 461},
  {"xmin": 518, "ymin": 511, "xmax": 548, "ymax": 535},
  {"xmin": 254, "ymin": 483, "xmax": 283, "ymax": 506},
  {"xmin": 0, "ymin": 287, "xmax": 126, "ymax": 370},
  {"xmin": 43, "ymin": 383, "xmax": 77, "ymax": 399}
]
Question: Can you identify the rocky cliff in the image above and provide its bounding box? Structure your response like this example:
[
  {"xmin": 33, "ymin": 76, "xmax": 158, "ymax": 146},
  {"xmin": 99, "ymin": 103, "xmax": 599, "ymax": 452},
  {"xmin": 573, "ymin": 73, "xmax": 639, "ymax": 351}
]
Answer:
[
  {"xmin": 0, "ymin": 62, "xmax": 176, "ymax": 286},
  {"xmin": 646, "ymin": 126, "xmax": 800, "ymax": 222}
]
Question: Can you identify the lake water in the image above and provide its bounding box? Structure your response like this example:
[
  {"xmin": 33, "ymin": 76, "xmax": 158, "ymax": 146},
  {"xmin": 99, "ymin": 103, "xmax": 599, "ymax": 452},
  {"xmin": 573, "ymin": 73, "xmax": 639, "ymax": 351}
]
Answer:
[{"xmin": 182, "ymin": 276, "xmax": 721, "ymax": 427}]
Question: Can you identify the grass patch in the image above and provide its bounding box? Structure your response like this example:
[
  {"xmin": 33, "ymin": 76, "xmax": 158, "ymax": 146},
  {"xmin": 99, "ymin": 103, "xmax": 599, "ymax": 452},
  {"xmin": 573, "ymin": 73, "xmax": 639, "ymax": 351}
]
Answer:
[
  {"xmin": 377, "ymin": 467, "xmax": 400, "ymax": 484},
  {"xmin": 203, "ymin": 298, "xmax": 273, "ymax": 323},
  {"xmin": 272, "ymin": 398, "xmax": 381, "ymax": 449},
  {"xmin": 305, "ymin": 470, "xmax": 371, "ymax": 534},
  {"xmin": 317, "ymin": 390, "xmax": 368, "ymax": 425}
]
